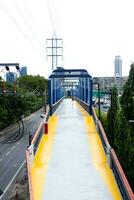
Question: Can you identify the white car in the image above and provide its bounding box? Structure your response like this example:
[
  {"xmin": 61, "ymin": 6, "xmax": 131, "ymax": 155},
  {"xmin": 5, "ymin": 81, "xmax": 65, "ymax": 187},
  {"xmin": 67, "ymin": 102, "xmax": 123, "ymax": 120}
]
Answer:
[{"xmin": 40, "ymin": 114, "xmax": 45, "ymax": 118}]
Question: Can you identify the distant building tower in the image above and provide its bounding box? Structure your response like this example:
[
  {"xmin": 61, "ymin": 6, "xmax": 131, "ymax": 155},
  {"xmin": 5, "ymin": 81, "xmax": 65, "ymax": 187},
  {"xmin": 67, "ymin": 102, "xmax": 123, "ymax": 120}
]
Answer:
[
  {"xmin": 6, "ymin": 72, "xmax": 17, "ymax": 83},
  {"xmin": 114, "ymin": 56, "xmax": 122, "ymax": 78},
  {"xmin": 20, "ymin": 66, "xmax": 27, "ymax": 76}
]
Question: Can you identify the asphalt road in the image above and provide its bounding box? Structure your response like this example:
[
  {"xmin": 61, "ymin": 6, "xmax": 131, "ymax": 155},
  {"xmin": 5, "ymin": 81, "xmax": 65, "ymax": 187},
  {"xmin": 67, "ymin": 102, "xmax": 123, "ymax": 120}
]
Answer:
[{"xmin": 0, "ymin": 109, "xmax": 43, "ymax": 193}]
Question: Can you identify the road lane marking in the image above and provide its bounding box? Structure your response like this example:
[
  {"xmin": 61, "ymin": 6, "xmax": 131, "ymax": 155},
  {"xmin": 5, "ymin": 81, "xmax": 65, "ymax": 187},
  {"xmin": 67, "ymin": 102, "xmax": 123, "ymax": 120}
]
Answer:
[
  {"xmin": 0, "ymin": 160, "xmax": 26, "ymax": 200},
  {"xmin": 0, "ymin": 145, "xmax": 9, "ymax": 153},
  {"xmin": 11, "ymin": 146, "xmax": 15, "ymax": 151},
  {"xmin": 13, "ymin": 163, "xmax": 18, "ymax": 167},
  {"xmin": 0, "ymin": 158, "xmax": 4, "ymax": 162},
  {"xmin": 0, "ymin": 159, "xmax": 12, "ymax": 176},
  {"xmin": 6, "ymin": 151, "xmax": 10, "ymax": 156}
]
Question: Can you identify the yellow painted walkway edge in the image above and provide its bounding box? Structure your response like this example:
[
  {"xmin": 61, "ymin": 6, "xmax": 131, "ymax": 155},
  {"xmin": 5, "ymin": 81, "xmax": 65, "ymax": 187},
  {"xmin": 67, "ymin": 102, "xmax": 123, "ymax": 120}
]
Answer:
[
  {"xmin": 76, "ymin": 103, "xmax": 122, "ymax": 200},
  {"xmin": 31, "ymin": 115, "xmax": 58, "ymax": 200}
]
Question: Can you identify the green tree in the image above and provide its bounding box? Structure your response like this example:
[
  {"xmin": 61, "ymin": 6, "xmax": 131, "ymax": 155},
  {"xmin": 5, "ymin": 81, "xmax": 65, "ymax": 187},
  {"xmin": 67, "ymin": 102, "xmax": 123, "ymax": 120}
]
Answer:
[
  {"xmin": 121, "ymin": 63, "xmax": 134, "ymax": 123},
  {"xmin": 119, "ymin": 63, "xmax": 134, "ymax": 190},
  {"xmin": 18, "ymin": 75, "xmax": 47, "ymax": 95},
  {"xmin": 0, "ymin": 75, "xmax": 48, "ymax": 131},
  {"xmin": 106, "ymin": 86, "xmax": 119, "ymax": 146},
  {"xmin": 114, "ymin": 109, "xmax": 134, "ymax": 190},
  {"xmin": 114, "ymin": 110, "xmax": 130, "ymax": 167}
]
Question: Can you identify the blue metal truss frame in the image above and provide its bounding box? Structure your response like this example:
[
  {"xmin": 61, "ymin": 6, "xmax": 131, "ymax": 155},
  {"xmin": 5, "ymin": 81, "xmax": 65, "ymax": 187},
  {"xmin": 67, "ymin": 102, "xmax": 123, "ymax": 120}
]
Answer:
[{"xmin": 48, "ymin": 68, "xmax": 93, "ymax": 115}]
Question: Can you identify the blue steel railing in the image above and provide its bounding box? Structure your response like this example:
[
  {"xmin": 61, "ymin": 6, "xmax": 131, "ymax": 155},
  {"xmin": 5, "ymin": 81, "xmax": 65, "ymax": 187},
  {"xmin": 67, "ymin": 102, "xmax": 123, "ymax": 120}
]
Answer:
[
  {"xmin": 48, "ymin": 78, "xmax": 64, "ymax": 115},
  {"xmin": 51, "ymin": 96, "xmax": 65, "ymax": 115},
  {"xmin": 74, "ymin": 96, "xmax": 92, "ymax": 114}
]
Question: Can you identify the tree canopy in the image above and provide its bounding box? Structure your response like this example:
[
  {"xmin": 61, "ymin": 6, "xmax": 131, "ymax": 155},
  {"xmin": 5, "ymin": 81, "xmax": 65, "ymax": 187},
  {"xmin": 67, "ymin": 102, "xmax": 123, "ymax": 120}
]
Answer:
[
  {"xmin": 0, "ymin": 75, "xmax": 48, "ymax": 131},
  {"xmin": 106, "ymin": 86, "xmax": 119, "ymax": 146},
  {"xmin": 106, "ymin": 64, "xmax": 134, "ymax": 190},
  {"xmin": 121, "ymin": 63, "xmax": 134, "ymax": 122}
]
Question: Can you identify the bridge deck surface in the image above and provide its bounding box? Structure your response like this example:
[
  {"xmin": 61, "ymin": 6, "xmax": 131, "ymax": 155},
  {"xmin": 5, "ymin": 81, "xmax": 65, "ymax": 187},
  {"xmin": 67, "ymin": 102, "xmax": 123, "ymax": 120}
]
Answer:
[{"xmin": 31, "ymin": 99, "xmax": 121, "ymax": 200}]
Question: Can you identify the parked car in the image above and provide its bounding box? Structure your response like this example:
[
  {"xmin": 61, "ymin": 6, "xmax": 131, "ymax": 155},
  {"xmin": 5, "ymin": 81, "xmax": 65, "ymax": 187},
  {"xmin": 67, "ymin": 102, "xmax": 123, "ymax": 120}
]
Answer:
[{"xmin": 103, "ymin": 103, "xmax": 110, "ymax": 108}]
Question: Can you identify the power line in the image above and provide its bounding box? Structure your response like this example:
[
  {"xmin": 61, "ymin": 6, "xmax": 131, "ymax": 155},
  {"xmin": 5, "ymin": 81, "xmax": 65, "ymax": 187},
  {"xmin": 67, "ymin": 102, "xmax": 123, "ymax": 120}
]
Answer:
[
  {"xmin": 46, "ymin": 0, "xmax": 57, "ymax": 35},
  {"xmin": 22, "ymin": 0, "xmax": 44, "ymax": 39},
  {"xmin": 0, "ymin": 0, "xmax": 41, "ymax": 55},
  {"xmin": 14, "ymin": 0, "xmax": 43, "ymax": 46}
]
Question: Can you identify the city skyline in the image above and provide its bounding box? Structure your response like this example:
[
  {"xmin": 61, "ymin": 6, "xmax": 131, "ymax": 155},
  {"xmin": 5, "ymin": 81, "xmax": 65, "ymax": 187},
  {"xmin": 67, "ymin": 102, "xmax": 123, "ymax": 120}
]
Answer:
[{"xmin": 0, "ymin": 58, "xmax": 130, "ymax": 79}]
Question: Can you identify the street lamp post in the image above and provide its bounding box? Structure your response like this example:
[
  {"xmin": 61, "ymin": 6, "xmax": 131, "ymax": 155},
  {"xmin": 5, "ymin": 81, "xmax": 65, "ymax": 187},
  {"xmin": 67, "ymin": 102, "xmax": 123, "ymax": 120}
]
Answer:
[{"xmin": 93, "ymin": 82, "xmax": 101, "ymax": 120}]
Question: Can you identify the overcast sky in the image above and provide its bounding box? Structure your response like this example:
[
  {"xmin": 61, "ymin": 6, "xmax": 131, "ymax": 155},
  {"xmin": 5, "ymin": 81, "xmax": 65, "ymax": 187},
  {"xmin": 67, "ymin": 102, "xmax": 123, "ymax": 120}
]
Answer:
[{"xmin": 0, "ymin": 0, "xmax": 134, "ymax": 78}]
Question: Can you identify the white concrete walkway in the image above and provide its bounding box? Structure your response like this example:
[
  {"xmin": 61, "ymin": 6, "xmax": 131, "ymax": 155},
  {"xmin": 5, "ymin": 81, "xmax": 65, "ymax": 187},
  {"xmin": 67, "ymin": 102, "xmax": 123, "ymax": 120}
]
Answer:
[{"xmin": 42, "ymin": 99, "xmax": 117, "ymax": 200}]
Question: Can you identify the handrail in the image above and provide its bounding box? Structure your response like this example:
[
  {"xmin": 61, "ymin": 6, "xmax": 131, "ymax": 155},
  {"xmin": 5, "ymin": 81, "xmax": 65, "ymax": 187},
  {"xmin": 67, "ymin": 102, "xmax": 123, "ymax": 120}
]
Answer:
[
  {"xmin": 26, "ymin": 149, "xmax": 34, "ymax": 200},
  {"xmin": 98, "ymin": 120, "xmax": 110, "ymax": 146},
  {"xmin": 52, "ymin": 97, "xmax": 64, "ymax": 107},
  {"xmin": 43, "ymin": 105, "xmax": 50, "ymax": 122},
  {"xmin": 74, "ymin": 96, "xmax": 89, "ymax": 106},
  {"xmin": 92, "ymin": 106, "xmax": 98, "ymax": 122},
  {"xmin": 31, "ymin": 106, "xmax": 50, "ymax": 145},
  {"xmin": 111, "ymin": 149, "xmax": 134, "ymax": 200},
  {"xmin": 31, "ymin": 122, "xmax": 43, "ymax": 145},
  {"xmin": 92, "ymin": 106, "xmax": 134, "ymax": 199},
  {"xmin": 74, "ymin": 96, "xmax": 90, "ymax": 113},
  {"xmin": 92, "ymin": 106, "xmax": 110, "ymax": 152},
  {"xmin": 51, "ymin": 96, "xmax": 64, "ymax": 114},
  {"xmin": 26, "ymin": 105, "xmax": 50, "ymax": 200}
]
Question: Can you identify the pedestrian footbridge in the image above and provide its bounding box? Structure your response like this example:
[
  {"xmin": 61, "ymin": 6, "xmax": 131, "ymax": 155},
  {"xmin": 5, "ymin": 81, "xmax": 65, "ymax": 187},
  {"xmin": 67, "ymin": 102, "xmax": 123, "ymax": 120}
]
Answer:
[{"xmin": 26, "ymin": 68, "xmax": 134, "ymax": 200}]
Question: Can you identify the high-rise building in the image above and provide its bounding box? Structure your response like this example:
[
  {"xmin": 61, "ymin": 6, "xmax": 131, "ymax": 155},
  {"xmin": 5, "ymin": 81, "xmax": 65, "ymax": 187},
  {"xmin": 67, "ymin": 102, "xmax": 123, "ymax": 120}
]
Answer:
[
  {"xmin": 20, "ymin": 66, "xmax": 27, "ymax": 76},
  {"xmin": 114, "ymin": 56, "xmax": 122, "ymax": 78},
  {"xmin": 6, "ymin": 72, "xmax": 17, "ymax": 83}
]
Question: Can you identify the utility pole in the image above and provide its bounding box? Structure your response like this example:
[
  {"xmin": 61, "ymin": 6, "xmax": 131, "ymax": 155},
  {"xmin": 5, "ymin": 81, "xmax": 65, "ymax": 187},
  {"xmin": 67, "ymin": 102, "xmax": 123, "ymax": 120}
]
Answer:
[{"xmin": 46, "ymin": 34, "xmax": 63, "ymax": 71}]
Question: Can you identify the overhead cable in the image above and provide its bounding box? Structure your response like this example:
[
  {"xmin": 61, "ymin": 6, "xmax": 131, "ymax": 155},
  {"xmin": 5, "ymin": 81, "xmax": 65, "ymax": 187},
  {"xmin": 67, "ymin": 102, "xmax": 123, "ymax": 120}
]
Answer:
[
  {"xmin": 14, "ymin": 0, "xmax": 43, "ymax": 46},
  {"xmin": 46, "ymin": 0, "xmax": 57, "ymax": 35},
  {"xmin": 0, "ymin": 0, "xmax": 41, "ymax": 55},
  {"xmin": 22, "ymin": 0, "xmax": 44, "ymax": 39}
]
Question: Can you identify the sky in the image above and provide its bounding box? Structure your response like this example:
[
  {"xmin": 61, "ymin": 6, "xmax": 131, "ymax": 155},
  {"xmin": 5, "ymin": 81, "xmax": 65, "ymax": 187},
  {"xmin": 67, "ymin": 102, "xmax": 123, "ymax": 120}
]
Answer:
[{"xmin": 0, "ymin": 0, "xmax": 134, "ymax": 78}]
